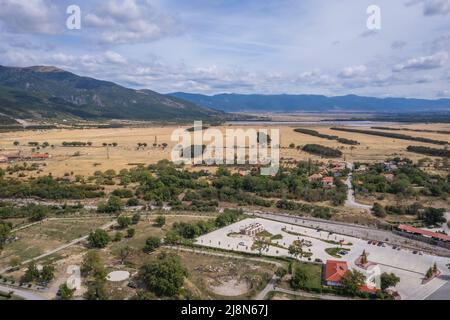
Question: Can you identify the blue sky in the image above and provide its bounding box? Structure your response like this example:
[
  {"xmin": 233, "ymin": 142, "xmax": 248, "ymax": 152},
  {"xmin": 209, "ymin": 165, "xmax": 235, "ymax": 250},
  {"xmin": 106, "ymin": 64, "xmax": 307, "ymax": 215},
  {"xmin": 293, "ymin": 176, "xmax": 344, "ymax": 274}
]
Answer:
[{"xmin": 0, "ymin": 0, "xmax": 449, "ymax": 98}]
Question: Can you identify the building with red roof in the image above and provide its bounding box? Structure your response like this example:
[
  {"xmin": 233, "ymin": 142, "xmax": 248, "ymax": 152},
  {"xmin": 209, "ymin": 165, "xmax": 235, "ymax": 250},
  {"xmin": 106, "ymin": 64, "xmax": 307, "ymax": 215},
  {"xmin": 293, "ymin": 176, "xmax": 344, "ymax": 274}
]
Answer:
[
  {"xmin": 324, "ymin": 260, "xmax": 349, "ymax": 286},
  {"xmin": 397, "ymin": 224, "xmax": 450, "ymax": 243}
]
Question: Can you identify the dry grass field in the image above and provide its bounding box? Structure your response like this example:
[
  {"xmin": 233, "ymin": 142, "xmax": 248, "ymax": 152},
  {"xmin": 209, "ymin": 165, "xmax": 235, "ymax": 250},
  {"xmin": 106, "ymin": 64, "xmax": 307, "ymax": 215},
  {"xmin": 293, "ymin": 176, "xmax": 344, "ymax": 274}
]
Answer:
[{"xmin": 0, "ymin": 123, "xmax": 449, "ymax": 177}]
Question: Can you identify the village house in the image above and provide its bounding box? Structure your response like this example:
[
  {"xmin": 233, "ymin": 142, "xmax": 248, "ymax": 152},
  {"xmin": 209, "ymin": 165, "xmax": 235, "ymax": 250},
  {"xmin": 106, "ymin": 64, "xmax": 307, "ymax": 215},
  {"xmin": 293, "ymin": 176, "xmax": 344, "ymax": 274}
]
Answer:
[
  {"xmin": 383, "ymin": 173, "xmax": 395, "ymax": 182},
  {"xmin": 384, "ymin": 162, "xmax": 398, "ymax": 172},
  {"xmin": 322, "ymin": 176, "xmax": 334, "ymax": 188},
  {"xmin": 324, "ymin": 260, "xmax": 379, "ymax": 293},
  {"xmin": 324, "ymin": 260, "xmax": 348, "ymax": 287},
  {"xmin": 355, "ymin": 164, "xmax": 368, "ymax": 173},
  {"xmin": 0, "ymin": 155, "xmax": 7, "ymax": 163},
  {"xmin": 308, "ymin": 173, "xmax": 323, "ymax": 182}
]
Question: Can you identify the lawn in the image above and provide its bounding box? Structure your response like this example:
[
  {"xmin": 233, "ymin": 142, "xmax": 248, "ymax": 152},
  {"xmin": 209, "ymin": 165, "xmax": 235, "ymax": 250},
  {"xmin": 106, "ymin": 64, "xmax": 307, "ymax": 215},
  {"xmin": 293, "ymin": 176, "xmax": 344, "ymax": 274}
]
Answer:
[
  {"xmin": 325, "ymin": 247, "xmax": 350, "ymax": 258},
  {"xmin": 292, "ymin": 262, "xmax": 323, "ymax": 290}
]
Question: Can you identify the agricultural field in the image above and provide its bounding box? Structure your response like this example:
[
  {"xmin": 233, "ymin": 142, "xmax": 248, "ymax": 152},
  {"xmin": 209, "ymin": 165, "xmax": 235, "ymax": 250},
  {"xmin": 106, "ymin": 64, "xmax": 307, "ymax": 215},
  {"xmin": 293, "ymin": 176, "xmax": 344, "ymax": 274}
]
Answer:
[{"xmin": 0, "ymin": 123, "xmax": 448, "ymax": 177}]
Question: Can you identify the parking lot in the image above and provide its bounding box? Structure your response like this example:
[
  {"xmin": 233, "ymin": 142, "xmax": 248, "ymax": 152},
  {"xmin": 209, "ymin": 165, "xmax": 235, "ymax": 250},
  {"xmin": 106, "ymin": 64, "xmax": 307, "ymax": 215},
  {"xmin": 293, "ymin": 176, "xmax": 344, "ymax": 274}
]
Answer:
[{"xmin": 196, "ymin": 218, "xmax": 450, "ymax": 300}]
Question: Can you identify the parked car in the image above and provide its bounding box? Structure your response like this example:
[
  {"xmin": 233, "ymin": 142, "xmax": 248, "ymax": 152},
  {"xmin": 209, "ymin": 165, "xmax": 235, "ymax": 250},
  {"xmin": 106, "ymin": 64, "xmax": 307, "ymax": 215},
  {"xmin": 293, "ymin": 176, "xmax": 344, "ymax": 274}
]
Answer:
[{"xmin": 314, "ymin": 258, "xmax": 323, "ymax": 263}]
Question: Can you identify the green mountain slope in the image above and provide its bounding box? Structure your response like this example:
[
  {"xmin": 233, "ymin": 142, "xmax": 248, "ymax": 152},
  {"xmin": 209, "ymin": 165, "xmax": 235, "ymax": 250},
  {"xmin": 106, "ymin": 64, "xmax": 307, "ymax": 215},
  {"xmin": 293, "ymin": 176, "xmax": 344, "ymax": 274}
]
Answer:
[{"xmin": 0, "ymin": 65, "xmax": 223, "ymax": 121}]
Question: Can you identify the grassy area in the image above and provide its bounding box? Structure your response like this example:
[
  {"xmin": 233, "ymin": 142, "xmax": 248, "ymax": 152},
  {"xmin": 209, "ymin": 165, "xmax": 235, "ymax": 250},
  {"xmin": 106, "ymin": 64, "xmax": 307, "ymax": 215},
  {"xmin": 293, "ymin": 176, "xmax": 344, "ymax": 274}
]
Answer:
[
  {"xmin": 325, "ymin": 247, "xmax": 350, "ymax": 258},
  {"xmin": 293, "ymin": 262, "xmax": 323, "ymax": 290},
  {"xmin": 0, "ymin": 218, "xmax": 111, "ymax": 269},
  {"xmin": 109, "ymin": 215, "xmax": 214, "ymax": 257}
]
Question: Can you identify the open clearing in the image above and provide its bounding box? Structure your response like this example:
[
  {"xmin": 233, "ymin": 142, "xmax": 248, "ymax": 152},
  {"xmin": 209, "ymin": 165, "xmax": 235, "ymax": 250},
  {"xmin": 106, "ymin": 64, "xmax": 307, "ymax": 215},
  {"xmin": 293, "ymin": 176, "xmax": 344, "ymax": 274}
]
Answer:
[
  {"xmin": 0, "ymin": 123, "xmax": 448, "ymax": 177},
  {"xmin": 0, "ymin": 218, "xmax": 111, "ymax": 269}
]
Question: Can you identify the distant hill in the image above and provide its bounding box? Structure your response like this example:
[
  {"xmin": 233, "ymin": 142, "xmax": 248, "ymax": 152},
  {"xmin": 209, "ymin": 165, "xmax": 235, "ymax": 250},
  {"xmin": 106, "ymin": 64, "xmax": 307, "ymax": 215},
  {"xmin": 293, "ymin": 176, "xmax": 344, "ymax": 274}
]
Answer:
[
  {"xmin": 168, "ymin": 92, "xmax": 450, "ymax": 114},
  {"xmin": 0, "ymin": 65, "xmax": 223, "ymax": 122}
]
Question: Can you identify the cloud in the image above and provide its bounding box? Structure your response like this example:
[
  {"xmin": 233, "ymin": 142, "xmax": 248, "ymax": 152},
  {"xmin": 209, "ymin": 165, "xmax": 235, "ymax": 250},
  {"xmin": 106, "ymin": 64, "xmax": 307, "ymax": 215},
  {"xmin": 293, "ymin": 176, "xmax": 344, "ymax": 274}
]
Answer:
[
  {"xmin": 338, "ymin": 65, "xmax": 367, "ymax": 79},
  {"xmin": 427, "ymin": 34, "xmax": 450, "ymax": 52},
  {"xmin": 391, "ymin": 41, "xmax": 407, "ymax": 50},
  {"xmin": 0, "ymin": 0, "xmax": 62, "ymax": 34},
  {"xmin": 393, "ymin": 52, "xmax": 448, "ymax": 71},
  {"xmin": 406, "ymin": 0, "xmax": 450, "ymax": 16},
  {"xmin": 84, "ymin": 0, "xmax": 182, "ymax": 44}
]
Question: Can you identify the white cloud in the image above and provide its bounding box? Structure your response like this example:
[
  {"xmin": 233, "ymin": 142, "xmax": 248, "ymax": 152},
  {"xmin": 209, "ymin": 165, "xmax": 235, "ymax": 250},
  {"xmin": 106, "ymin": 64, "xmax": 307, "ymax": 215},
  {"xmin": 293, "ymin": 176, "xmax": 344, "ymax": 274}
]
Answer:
[
  {"xmin": 338, "ymin": 65, "xmax": 367, "ymax": 79},
  {"xmin": 393, "ymin": 52, "xmax": 448, "ymax": 72},
  {"xmin": 0, "ymin": 0, "xmax": 61, "ymax": 34},
  {"xmin": 84, "ymin": 0, "xmax": 182, "ymax": 44}
]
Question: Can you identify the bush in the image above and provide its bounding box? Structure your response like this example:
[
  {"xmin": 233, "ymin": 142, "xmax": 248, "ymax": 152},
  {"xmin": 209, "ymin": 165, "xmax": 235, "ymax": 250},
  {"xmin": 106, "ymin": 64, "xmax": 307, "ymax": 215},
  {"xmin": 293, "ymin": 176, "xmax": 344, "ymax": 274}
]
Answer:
[
  {"xmin": 88, "ymin": 229, "xmax": 110, "ymax": 248},
  {"xmin": 143, "ymin": 236, "xmax": 161, "ymax": 253},
  {"xmin": 139, "ymin": 252, "xmax": 188, "ymax": 297}
]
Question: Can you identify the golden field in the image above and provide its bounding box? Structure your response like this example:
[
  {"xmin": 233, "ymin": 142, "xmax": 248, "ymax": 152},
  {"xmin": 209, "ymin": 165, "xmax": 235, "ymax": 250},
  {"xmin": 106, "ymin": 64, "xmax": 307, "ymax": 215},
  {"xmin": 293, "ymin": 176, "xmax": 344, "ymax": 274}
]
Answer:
[{"xmin": 0, "ymin": 123, "xmax": 449, "ymax": 177}]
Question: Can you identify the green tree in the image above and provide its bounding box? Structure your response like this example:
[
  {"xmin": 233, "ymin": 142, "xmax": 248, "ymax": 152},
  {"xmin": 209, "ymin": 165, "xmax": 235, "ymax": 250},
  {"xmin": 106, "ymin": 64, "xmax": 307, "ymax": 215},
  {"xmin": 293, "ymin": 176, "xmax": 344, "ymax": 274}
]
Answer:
[
  {"xmin": 143, "ymin": 236, "xmax": 161, "ymax": 253},
  {"xmin": 28, "ymin": 205, "xmax": 48, "ymax": 222},
  {"xmin": 97, "ymin": 196, "xmax": 123, "ymax": 213},
  {"xmin": 340, "ymin": 270, "xmax": 366, "ymax": 296},
  {"xmin": 88, "ymin": 229, "xmax": 110, "ymax": 248},
  {"xmin": 380, "ymin": 272, "xmax": 400, "ymax": 291},
  {"xmin": 85, "ymin": 279, "xmax": 108, "ymax": 300},
  {"xmin": 132, "ymin": 213, "xmax": 141, "ymax": 224},
  {"xmin": 139, "ymin": 252, "xmax": 188, "ymax": 297},
  {"xmin": 419, "ymin": 208, "xmax": 446, "ymax": 226},
  {"xmin": 126, "ymin": 228, "xmax": 135, "ymax": 238},
  {"xmin": 81, "ymin": 250, "xmax": 106, "ymax": 280},
  {"xmin": 0, "ymin": 221, "xmax": 12, "ymax": 251},
  {"xmin": 288, "ymin": 240, "xmax": 304, "ymax": 259},
  {"xmin": 154, "ymin": 215, "xmax": 166, "ymax": 227},
  {"xmin": 117, "ymin": 216, "xmax": 132, "ymax": 229},
  {"xmin": 40, "ymin": 263, "xmax": 55, "ymax": 282},
  {"xmin": 59, "ymin": 283, "xmax": 75, "ymax": 300},
  {"xmin": 119, "ymin": 246, "xmax": 133, "ymax": 264},
  {"xmin": 290, "ymin": 265, "xmax": 309, "ymax": 290},
  {"xmin": 23, "ymin": 262, "xmax": 40, "ymax": 283},
  {"xmin": 113, "ymin": 232, "xmax": 123, "ymax": 242},
  {"xmin": 127, "ymin": 198, "xmax": 140, "ymax": 207},
  {"xmin": 252, "ymin": 236, "xmax": 269, "ymax": 255},
  {"xmin": 372, "ymin": 203, "xmax": 386, "ymax": 218}
]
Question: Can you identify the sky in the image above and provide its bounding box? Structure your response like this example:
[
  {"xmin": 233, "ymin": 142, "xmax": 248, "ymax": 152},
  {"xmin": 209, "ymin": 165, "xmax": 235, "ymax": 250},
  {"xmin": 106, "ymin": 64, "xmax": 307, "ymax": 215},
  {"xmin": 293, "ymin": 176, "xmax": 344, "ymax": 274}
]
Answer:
[{"xmin": 0, "ymin": 0, "xmax": 449, "ymax": 98}]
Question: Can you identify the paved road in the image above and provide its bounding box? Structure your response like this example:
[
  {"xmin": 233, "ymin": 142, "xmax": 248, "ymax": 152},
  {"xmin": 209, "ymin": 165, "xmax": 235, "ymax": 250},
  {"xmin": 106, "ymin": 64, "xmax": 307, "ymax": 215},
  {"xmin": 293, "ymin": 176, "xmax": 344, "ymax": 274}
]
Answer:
[
  {"xmin": 345, "ymin": 173, "xmax": 372, "ymax": 212},
  {"xmin": 0, "ymin": 284, "xmax": 46, "ymax": 300},
  {"xmin": 254, "ymin": 275, "xmax": 279, "ymax": 300},
  {"xmin": 426, "ymin": 278, "xmax": 450, "ymax": 300}
]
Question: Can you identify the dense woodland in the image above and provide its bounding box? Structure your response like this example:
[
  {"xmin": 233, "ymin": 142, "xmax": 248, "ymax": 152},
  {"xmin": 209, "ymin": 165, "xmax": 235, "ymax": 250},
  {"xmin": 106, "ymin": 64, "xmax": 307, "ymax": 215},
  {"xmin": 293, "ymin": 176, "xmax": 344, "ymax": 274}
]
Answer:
[{"xmin": 353, "ymin": 158, "xmax": 449, "ymax": 199}]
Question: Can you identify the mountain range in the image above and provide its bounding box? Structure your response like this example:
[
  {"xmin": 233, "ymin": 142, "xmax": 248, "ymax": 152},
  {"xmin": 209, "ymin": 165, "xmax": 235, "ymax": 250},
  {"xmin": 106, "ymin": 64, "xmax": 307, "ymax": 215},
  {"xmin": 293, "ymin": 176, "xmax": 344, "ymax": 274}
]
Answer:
[
  {"xmin": 169, "ymin": 92, "xmax": 450, "ymax": 114},
  {"xmin": 1, "ymin": 65, "xmax": 450, "ymax": 125},
  {"xmin": 0, "ymin": 65, "xmax": 222, "ymax": 124}
]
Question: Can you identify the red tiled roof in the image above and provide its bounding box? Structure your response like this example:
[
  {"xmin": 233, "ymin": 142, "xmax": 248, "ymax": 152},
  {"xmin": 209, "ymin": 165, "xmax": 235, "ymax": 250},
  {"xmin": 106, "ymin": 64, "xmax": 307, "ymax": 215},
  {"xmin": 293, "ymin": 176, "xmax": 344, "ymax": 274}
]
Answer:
[
  {"xmin": 360, "ymin": 285, "xmax": 378, "ymax": 293},
  {"xmin": 398, "ymin": 224, "xmax": 450, "ymax": 242},
  {"xmin": 325, "ymin": 260, "xmax": 348, "ymax": 282}
]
